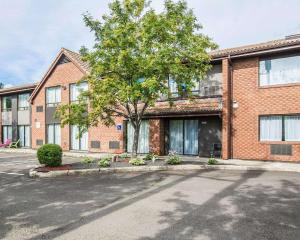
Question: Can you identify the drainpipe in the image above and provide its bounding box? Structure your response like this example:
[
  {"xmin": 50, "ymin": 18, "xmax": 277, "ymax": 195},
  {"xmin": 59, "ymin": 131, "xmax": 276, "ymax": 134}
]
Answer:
[{"xmin": 228, "ymin": 55, "xmax": 233, "ymax": 159}]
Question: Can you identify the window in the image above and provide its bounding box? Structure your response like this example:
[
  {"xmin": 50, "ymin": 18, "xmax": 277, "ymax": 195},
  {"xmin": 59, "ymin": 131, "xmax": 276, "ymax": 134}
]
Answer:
[
  {"xmin": 260, "ymin": 116, "xmax": 282, "ymax": 141},
  {"xmin": 259, "ymin": 55, "xmax": 300, "ymax": 86},
  {"xmin": 260, "ymin": 115, "xmax": 300, "ymax": 141},
  {"xmin": 70, "ymin": 125, "xmax": 88, "ymax": 151},
  {"xmin": 18, "ymin": 125, "xmax": 30, "ymax": 147},
  {"xmin": 47, "ymin": 124, "xmax": 61, "ymax": 145},
  {"xmin": 168, "ymin": 65, "xmax": 222, "ymax": 97},
  {"xmin": 46, "ymin": 87, "xmax": 61, "ymax": 106},
  {"xmin": 18, "ymin": 93, "xmax": 30, "ymax": 110},
  {"xmin": 70, "ymin": 82, "xmax": 88, "ymax": 102},
  {"xmin": 2, "ymin": 96, "xmax": 12, "ymax": 111},
  {"xmin": 284, "ymin": 116, "xmax": 300, "ymax": 141},
  {"xmin": 2, "ymin": 125, "xmax": 12, "ymax": 142},
  {"xmin": 168, "ymin": 77, "xmax": 178, "ymax": 97}
]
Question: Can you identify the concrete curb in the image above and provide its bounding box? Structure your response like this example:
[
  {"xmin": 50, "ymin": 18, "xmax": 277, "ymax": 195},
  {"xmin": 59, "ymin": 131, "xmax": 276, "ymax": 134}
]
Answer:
[{"xmin": 29, "ymin": 164, "xmax": 300, "ymax": 178}]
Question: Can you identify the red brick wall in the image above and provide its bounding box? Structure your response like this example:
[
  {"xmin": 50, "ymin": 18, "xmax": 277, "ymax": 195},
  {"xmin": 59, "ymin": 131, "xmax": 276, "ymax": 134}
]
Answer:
[
  {"xmin": 31, "ymin": 61, "xmax": 84, "ymax": 150},
  {"xmin": 88, "ymin": 116, "xmax": 124, "ymax": 154},
  {"xmin": 149, "ymin": 119, "xmax": 165, "ymax": 155},
  {"xmin": 231, "ymin": 57, "xmax": 300, "ymax": 161},
  {"xmin": 31, "ymin": 60, "xmax": 124, "ymax": 153}
]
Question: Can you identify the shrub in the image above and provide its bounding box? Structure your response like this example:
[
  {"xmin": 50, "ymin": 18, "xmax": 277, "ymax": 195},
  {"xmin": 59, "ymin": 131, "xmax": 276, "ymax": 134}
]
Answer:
[
  {"xmin": 144, "ymin": 152, "xmax": 157, "ymax": 161},
  {"xmin": 98, "ymin": 158, "xmax": 111, "ymax": 168},
  {"xmin": 166, "ymin": 152, "xmax": 182, "ymax": 165},
  {"xmin": 81, "ymin": 157, "xmax": 93, "ymax": 165},
  {"xmin": 208, "ymin": 156, "xmax": 218, "ymax": 165},
  {"xmin": 37, "ymin": 144, "xmax": 62, "ymax": 167},
  {"xmin": 129, "ymin": 158, "xmax": 146, "ymax": 166}
]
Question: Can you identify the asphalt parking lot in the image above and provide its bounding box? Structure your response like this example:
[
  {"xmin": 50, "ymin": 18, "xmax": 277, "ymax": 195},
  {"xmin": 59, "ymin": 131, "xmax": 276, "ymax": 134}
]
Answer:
[{"xmin": 0, "ymin": 152, "xmax": 300, "ymax": 240}]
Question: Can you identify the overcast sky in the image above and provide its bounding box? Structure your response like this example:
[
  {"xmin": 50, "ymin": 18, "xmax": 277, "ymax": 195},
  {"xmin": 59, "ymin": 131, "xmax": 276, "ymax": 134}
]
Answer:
[{"xmin": 1, "ymin": 0, "xmax": 300, "ymax": 87}]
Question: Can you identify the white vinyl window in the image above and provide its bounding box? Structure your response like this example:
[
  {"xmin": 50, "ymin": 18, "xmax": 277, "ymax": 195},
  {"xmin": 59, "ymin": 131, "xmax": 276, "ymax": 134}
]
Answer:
[
  {"xmin": 284, "ymin": 116, "xmax": 300, "ymax": 141},
  {"xmin": 71, "ymin": 125, "xmax": 88, "ymax": 151},
  {"xmin": 46, "ymin": 87, "xmax": 61, "ymax": 106},
  {"xmin": 260, "ymin": 116, "xmax": 282, "ymax": 141},
  {"xmin": 260, "ymin": 55, "xmax": 300, "ymax": 86},
  {"xmin": 2, "ymin": 96, "xmax": 12, "ymax": 111},
  {"xmin": 18, "ymin": 93, "xmax": 30, "ymax": 110},
  {"xmin": 260, "ymin": 115, "xmax": 300, "ymax": 142},
  {"xmin": 70, "ymin": 82, "xmax": 88, "ymax": 102},
  {"xmin": 47, "ymin": 124, "xmax": 61, "ymax": 145}
]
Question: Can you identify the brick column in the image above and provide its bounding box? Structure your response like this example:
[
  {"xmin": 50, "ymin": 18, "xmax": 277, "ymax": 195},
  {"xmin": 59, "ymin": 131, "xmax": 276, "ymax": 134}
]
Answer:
[
  {"xmin": 149, "ymin": 119, "xmax": 165, "ymax": 155},
  {"xmin": 222, "ymin": 58, "xmax": 231, "ymax": 159},
  {"xmin": 61, "ymin": 84, "xmax": 70, "ymax": 151}
]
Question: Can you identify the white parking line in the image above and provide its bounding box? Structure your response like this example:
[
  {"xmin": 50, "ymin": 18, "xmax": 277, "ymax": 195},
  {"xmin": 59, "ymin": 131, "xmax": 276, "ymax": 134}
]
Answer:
[{"xmin": 0, "ymin": 171, "xmax": 25, "ymax": 176}]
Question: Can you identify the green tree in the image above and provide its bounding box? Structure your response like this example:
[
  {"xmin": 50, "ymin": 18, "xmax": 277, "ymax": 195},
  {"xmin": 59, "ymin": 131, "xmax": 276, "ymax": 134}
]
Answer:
[{"xmin": 57, "ymin": 0, "xmax": 217, "ymax": 157}]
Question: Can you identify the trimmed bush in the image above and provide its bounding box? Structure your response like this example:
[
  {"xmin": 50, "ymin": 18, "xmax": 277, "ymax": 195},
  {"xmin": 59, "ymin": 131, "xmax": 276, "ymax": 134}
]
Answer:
[{"xmin": 37, "ymin": 144, "xmax": 62, "ymax": 167}]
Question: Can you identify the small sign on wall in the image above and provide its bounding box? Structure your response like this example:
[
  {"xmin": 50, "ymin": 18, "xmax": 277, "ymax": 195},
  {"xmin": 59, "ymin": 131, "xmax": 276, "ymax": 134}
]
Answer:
[
  {"xmin": 116, "ymin": 124, "xmax": 122, "ymax": 131},
  {"xmin": 35, "ymin": 122, "xmax": 41, "ymax": 128}
]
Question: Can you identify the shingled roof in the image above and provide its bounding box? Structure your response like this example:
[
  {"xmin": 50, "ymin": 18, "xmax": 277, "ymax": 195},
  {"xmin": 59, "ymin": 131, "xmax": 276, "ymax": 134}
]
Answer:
[
  {"xmin": 210, "ymin": 35, "xmax": 300, "ymax": 59},
  {"xmin": 61, "ymin": 48, "xmax": 90, "ymax": 72}
]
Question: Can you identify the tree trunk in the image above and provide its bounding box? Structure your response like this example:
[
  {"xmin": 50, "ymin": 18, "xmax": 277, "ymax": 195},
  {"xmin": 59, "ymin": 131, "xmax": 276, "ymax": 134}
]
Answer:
[{"xmin": 131, "ymin": 121, "xmax": 140, "ymax": 158}]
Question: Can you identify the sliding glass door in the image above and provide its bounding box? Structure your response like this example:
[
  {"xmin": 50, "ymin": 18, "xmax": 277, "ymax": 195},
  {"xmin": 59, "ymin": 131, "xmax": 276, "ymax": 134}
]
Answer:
[
  {"xmin": 47, "ymin": 124, "xmax": 61, "ymax": 145},
  {"xmin": 169, "ymin": 120, "xmax": 184, "ymax": 154},
  {"xmin": 71, "ymin": 125, "xmax": 88, "ymax": 151},
  {"xmin": 18, "ymin": 125, "xmax": 30, "ymax": 147},
  {"xmin": 127, "ymin": 120, "xmax": 149, "ymax": 153},
  {"xmin": 169, "ymin": 119, "xmax": 198, "ymax": 155}
]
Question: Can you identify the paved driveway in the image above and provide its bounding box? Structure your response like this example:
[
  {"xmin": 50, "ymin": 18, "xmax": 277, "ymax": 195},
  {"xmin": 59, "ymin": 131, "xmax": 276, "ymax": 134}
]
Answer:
[{"xmin": 0, "ymin": 152, "xmax": 300, "ymax": 240}]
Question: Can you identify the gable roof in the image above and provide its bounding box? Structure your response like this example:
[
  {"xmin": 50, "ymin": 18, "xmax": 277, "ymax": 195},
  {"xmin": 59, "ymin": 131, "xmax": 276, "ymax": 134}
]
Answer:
[
  {"xmin": 29, "ymin": 48, "xmax": 89, "ymax": 103},
  {"xmin": 210, "ymin": 35, "xmax": 300, "ymax": 59}
]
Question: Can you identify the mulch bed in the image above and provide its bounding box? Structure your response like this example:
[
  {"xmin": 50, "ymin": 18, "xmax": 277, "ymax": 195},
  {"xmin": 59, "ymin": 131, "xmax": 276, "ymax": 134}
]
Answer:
[
  {"xmin": 35, "ymin": 158, "xmax": 207, "ymax": 172},
  {"xmin": 36, "ymin": 164, "xmax": 72, "ymax": 172}
]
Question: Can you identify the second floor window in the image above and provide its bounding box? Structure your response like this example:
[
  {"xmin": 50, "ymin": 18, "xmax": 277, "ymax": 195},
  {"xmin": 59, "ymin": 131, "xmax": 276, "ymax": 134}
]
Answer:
[
  {"xmin": 2, "ymin": 96, "xmax": 12, "ymax": 111},
  {"xmin": 18, "ymin": 93, "xmax": 30, "ymax": 110},
  {"xmin": 46, "ymin": 86, "xmax": 61, "ymax": 107},
  {"xmin": 168, "ymin": 64, "xmax": 222, "ymax": 98},
  {"xmin": 260, "ymin": 54, "xmax": 300, "ymax": 86},
  {"xmin": 70, "ymin": 82, "xmax": 88, "ymax": 102}
]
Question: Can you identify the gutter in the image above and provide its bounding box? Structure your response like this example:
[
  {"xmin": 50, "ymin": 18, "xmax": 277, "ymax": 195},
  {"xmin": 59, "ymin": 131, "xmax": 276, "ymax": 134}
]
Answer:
[{"xmin": 212, "ymin": 44, "xmax": 300, "ymax": 61}]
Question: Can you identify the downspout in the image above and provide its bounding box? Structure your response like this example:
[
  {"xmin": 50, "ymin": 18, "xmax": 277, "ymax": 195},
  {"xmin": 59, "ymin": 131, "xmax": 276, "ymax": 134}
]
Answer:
[{"xmin": 228, "ymin": 55, "xmax": 233, "ymax": 159}]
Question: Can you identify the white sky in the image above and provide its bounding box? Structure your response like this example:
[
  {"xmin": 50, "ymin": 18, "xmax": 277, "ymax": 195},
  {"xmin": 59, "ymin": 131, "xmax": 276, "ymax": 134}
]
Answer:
[{"xmin": 0, "ymin": 0, "xmax": 300, "ymax": 86}]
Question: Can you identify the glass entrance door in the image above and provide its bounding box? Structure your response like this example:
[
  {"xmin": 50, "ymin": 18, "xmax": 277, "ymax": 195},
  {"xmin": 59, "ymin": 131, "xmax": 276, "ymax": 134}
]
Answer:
[{"xmin": 169, "ymin": 119, "xmax": 198, "ymax": 155}]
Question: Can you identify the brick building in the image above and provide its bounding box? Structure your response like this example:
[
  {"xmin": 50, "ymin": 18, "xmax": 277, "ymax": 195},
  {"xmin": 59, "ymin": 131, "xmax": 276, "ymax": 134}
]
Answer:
[{"xmin": 2, "ymin": 35, "xmax": 300, "ymax": 161}]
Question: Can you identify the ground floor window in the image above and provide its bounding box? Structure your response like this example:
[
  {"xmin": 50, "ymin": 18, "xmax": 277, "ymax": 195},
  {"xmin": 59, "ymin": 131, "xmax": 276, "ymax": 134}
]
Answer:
[
  {"xmin": 18, "ymin": 125, "xmax": 30, "ymax": 147},
  {"xmin": 169, "ymin": 119, "xmax": 199, "ymax": 155},
  {"xmin": 2, "ymin": 125, "xmax": 12, "ymax": 142},
  {"xmin": 70, "ymin": 125, "xmax": 88, "ymax": 151},
  {"xmin": 260, "ymin": 115, "xmax": 300, "ymax": 141},
  {"xmin": 47, "ymin": 124, "xmax": 61, "ymax": 145},
  {"xmin": 127, "ymin": 120, "xmax": 149, "ymax": 153}
]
